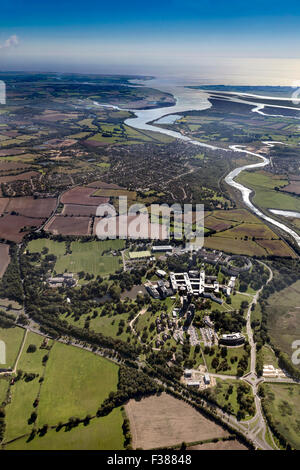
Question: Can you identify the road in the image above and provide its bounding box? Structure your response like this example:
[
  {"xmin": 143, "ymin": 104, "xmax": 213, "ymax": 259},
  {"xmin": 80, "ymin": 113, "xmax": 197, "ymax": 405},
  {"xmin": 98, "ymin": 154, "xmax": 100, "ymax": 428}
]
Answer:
[{"xmin": 241, "ymin": 261, "xmax": 274, "ymax": 447}]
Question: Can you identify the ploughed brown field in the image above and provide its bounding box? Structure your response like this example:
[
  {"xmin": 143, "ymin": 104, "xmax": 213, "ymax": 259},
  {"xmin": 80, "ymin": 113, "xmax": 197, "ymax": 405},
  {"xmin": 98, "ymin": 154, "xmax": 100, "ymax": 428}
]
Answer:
[
  {"xmin": 0, "ymin": 148, "xmax": 26, "ymax": 156},
  {"xmin": 5, "ymin": 196, "xmax": 57, "ymax": 218},
  {"xmin": 188, "ymin": 440, "xmax": 248, "ymax": 450},
  {"xmin": 61, "ymin": 187, "xmax": 109, "ymax": 206},
  {"xmin": 0, "ymin": 198, "xmax": 9, "ymax": 214},
  {"xmin": 0, "ymin": 215, "xmax": 44, "ymax": 242},
  {"xmin": 0, "ymin": 161, "xmax": 32, "ymax": 172},
  {"xmin": 282, "ymin": 181, "xmax": 300, "ymax": 195},
  {"xmin": 87, "ymin": 180, "xmax": 122, "ymax": 189},
  {"xmin": 62, "ymin": 204, "xmax": 97, "ymax": 216},
  {"xmin": 93, "ymin": 215, "xmax": 168, "ymax": 239},
  {"xmin": 0, "ymin": 243, "xmax": 10, "ymax": 277},
  {"xmin": 0, "ymin": 171, "xmax": 39, "ymax": 183},
  {"xmin": 45, "ymin": 215, "xmax": 92, "ymax": 235},
  {"xmin": 125, "ymin": 393, "xmax": 229, "ymax": 450}
]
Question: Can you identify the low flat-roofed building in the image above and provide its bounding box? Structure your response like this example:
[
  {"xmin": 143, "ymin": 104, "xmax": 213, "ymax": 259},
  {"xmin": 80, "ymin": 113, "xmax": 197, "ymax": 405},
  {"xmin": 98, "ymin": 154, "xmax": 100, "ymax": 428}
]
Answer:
[
  {"xmin": 184, "ymin": 369, "xmax": 192, "ymax": 378},
  {"xmin": 156, "ymin": 269, "xmax": 167, "ymax": 277},
  {"xmin": 219, "ymin": 332, "xmax": 245, "ymax": 346},
  {"xmin": 204, "ymin": 373, "xmax": 210, "ymax": 385},
  {"xmin": 186, "ymin": 381, "xmax": 200, "ymax": 387},
  {"xmin": 152, "ymin": 245, "xmax": 173, "ymax": 253}
]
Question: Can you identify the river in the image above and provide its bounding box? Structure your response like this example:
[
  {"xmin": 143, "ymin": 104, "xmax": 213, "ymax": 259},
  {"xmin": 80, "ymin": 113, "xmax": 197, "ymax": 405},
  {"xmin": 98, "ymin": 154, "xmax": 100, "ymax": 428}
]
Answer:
[{"xmin": 93, "ymin": 78, "xmax": 300, "ymax": 248}]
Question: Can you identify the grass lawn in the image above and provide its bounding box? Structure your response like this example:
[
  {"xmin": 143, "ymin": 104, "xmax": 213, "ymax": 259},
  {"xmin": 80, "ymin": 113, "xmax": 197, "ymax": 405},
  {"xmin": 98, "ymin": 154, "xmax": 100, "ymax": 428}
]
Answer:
[
  {"xmin": 61, "ymin": 310, "xmax": 132, "ymax": 343},
  {"xmin": 37, "ymin": 342, "xmax": 119, "ymax": 427},
  {"xmin": 0, "ymin": 326, "xmax": 25, "ymax": 369},
  {"xmin": 56, "ymin": 254, "xmax": 122, "ymax": 278},
  {"xmin": 27, "ymin": 239, "xmax": 124, "ymax": 278},
  {"xmin": 5, "ymin": 407, "xmax": 125, "ymax": 450},
  {"xmin": 204, "ymin": 345, "xmax": 249, "ymax": 376},
  {"xmin": 27, "ymin": 239, "xmax": 66, "ymax": 257},
  {"xmin": 261, "ymin": 383, "xmax": 300, "ymax": 449},
  {"xmin": 208, "ymin": 379, "xmax": 254, "ymax": 418}
]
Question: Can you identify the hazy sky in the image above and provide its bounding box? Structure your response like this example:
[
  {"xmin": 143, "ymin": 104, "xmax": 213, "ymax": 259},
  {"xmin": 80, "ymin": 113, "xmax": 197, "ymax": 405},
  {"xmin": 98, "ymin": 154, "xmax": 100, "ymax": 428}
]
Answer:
[{"xmin": 1, "ymin": 1, "xmax": 300, "ymax": 83}]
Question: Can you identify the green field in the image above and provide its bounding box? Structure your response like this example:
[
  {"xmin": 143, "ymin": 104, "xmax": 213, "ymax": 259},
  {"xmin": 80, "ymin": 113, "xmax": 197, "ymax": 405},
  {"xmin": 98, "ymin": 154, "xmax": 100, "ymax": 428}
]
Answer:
[
  {"xmin": 27, "ymin": 239, "xmax": 125, "ymax": 278},
  {"xmin": 56, "ymin": 254, "xmax": 122, "ymax": 278},
  {"xmin": 261, "ymin": 383, "xmax": 300, "ymax": 449},
  {"xmin": 265, "ymin": 279, "xmax": 300, "ymax": 360},
  {"xmin": 3, "ymin": 335, "xmax": 120, "ymax": 444},
  {"xmin": 0, "ymin": 326, "xmax": 25, "ymax": 370},
  {"xmin": 37, "ymin": 341, "xmax": 119, "ymax": 427},
  {"xmin": 61, "ymin": 310, "xmax": 133, "ymax": 343},
  {"xmin": 204, "ymin": 345, "xmax": 250, "ymax": 376},
  {"xmin": 208, "ymin": 379, "xmax": 254, "ymax": 418},
  {"xmin": 27, "ymin": 239, "xmax": 66, "ymax": 257},
  {"xmin": 237, "ymin": 170, "xmax": 300, "ymax": 212},
  {"xmin": 0, "ymin": 377, "xmax": 9, "ymax": 404},
  {"xmin": 4, "ymin": 332, "xmax": 50, "ymax": 441},
  {"xmin": 5, "ymin": 407, "xmax": 125, "ymax": 450}
]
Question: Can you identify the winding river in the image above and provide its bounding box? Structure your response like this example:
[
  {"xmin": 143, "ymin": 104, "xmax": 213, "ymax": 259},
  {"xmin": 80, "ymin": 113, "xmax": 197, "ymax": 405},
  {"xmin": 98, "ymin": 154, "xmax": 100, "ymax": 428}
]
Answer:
[{"xmin": 93, "ymin": 79, "xmax": 300, "ymax": 249}]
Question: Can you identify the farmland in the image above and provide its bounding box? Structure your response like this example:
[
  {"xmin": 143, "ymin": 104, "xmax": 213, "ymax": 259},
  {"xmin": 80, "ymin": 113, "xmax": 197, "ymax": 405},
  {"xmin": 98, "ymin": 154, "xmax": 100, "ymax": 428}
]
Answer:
[
  {"xmin": 5, "ymin": 407, "xmax": 125, "ymax": 450},
  {"xmin": 265, "ymin": 279, "xmax": 300, "ymax": 359},
  {"xmin": 45, "ymin": 215, "xmax": 92, "ymax": 236},
  {"xmin": 0, "ymin": 215, "xmax": 44, "ymax": 243},
  {"xmin": 2, "ymin": 333, "xmax": 123, "ymax": 449},
  {"xmin": 236, "ymin": 170, "xmax": 300, "ymax": 225},
  {"xmin": 0, "ymin": 326, "xmax": 25, "ymax": 370},
  {"xmin": 37, "ymin": 342, "xmax": 119, "ymax": 426},
  {"xmin": 5, "ymin": 197, "xmax": 57, "ymax": 218},
  {"xmin": 125, "ymin": 393, "xmax": 229, "ymax": 449},
  {"xmin": 204, "ymin": 208, "xmax": 295, "ymax": 257},
  {"xmin": 4, "ymin": 332, "xmax": 49, "ymax": 441},
  {"xmin": 60, "ymin": 187, "xmax": 109, "ymax": 206},
  {"xmin": 86, "ymin": 123, "xmax": 174, "ymax": 146}
]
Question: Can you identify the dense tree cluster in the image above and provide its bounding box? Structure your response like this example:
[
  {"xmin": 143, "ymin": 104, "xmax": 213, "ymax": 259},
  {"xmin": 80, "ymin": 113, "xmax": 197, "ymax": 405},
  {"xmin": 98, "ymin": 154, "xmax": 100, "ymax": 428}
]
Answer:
[
  {"xmin": 239, "ymin": 261, "xmax": 268, "ymax": 292},
  {"xmin": 0, "ymin": 245, "xmax": 24, "ymax": 303},
  {"xmin": 96, "ymin": 366, "xmax": 162, "ymax": 417},
  {"xmin": 210, "ymin": 309, "xmax": 246, "ymax": 334}
]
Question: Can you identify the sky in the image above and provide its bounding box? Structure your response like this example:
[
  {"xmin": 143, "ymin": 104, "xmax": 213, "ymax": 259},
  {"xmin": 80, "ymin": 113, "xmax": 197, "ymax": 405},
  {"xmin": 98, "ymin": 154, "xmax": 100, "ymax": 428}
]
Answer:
[{"xmin": 1, "ymin": 1, "xmax": 300, "ymax": 84}]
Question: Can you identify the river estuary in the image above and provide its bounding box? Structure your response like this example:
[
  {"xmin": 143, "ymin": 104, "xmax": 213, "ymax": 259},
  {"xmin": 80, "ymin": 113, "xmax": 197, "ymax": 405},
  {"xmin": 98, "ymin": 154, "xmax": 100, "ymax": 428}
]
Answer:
[{"xmin": 95, "ymin": 78, "xmax": 300, "ymax": 248}]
